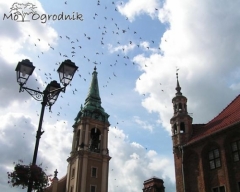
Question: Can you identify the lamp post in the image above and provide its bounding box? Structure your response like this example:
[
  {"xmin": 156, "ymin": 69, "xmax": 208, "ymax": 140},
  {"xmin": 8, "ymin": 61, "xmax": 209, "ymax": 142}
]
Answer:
[{"xmin": 15, "ymin": 59, "xmax": 78, "ymax": 192}]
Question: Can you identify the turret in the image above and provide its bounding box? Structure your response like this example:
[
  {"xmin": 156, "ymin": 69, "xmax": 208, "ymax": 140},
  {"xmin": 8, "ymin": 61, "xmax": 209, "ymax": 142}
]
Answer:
[{"xmin": 170, "ymin": 73, "xmax": 192, "ymax": 151}]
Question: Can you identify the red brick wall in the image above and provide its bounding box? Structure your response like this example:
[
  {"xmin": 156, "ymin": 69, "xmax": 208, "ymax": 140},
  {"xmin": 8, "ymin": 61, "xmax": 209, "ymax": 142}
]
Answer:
[{"xmin": 173, "ymin": 125, "xmax": 240, "ymax": 192}]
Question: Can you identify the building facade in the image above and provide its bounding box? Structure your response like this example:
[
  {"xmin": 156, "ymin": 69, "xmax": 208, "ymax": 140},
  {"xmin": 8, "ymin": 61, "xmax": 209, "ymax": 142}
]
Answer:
[
  {"xmin": 171, "ymin": 73, "xmax": 240, "ymax": 192},
  {"xmin": 45, "ymin": 67, "xmax": 111, "ymax": 192}
]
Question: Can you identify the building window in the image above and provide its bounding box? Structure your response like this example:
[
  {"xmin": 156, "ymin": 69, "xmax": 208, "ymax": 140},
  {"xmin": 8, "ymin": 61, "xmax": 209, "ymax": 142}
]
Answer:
[
  {"xmin": 179, "ymin": 103, "xmax": 182, "ymax": 111},
  {"xmin": 238, "ymin": 181, "xmax": 240, "ymax": 192},
  {"xmin": 173, "ymin": 124, "xmax": 177, "ymax": 135},
  {"xmin": 89, "ymin": 128, "xmax": 101, "ymax": 153},
  {"xmin": 209, "ymin": 148, "xmax": 221, "ymax": 169},
  {"xmin": 212, "ymin": 186, "xmax": 225, "ymax": 192},
  {"xmin": 71, "ymin": 168, "xmax": 75, "ymax": 178},
  {"xmin": 231, "ymin": 140, "xmax": 240, "ymax": 162},
  {"xmin": 180, "ymin": 122, "xmax": 185, "ymax": 133},
  {"xmin": 91, "ymin": 167, "xmax": 97, "ymax": 178},
  {"xmin": 70, "ymin": 186, "xmax": 73, "ymax": 192},
  {"xmin": 90, "ymin": 185, "xmax": 96, "ymax": 192}
]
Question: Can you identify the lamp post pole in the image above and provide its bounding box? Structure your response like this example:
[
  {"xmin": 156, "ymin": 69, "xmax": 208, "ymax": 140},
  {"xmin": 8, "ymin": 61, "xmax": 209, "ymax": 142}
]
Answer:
[
  {"xmin": 15, "ymin": 59, "xmax": 78, "ymax": 192},
  {"xmin": 32, "ymin": 91, "xmax": 47, "ymax": 165},
  {"xmin": 27, "ymin": 90, "xmax": 47, "ymax": 192}
]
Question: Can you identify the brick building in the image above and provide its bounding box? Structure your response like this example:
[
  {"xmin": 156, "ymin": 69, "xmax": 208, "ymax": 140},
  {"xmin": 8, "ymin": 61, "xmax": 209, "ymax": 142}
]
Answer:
[
  {"xmin": 170, "ymin": 73, "xmax": 240, "ymax": 192},
  {"xmin": 142, "ymin": 177, "xmax": 165, "ymax": 192}
]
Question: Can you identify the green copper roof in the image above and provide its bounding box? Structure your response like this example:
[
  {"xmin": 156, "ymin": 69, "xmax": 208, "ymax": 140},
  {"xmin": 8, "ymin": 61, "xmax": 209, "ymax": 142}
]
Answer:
[
  {"xmin": 84, "ymin": 66, "xmax": 101, "ymax": 107},
  {"xmin": 74, "ymin": 67, "xmax": 109, "ymax": 124}
]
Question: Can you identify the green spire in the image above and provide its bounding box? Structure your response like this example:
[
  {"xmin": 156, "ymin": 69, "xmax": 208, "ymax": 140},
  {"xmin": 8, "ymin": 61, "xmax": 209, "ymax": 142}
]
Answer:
[
  {"xmin": 84, "ymin": 66, "xmax": 101, "ymax": 107},
  {"xmin": 74, "ymin": 67, "xmax": 109, "ymax": 124}
]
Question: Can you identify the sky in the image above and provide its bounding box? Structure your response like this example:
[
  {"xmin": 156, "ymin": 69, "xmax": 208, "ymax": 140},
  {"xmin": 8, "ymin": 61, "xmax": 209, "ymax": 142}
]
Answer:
[{"xmin": 0, "ymin": 0, "xmax": 240, "ymax": 192}]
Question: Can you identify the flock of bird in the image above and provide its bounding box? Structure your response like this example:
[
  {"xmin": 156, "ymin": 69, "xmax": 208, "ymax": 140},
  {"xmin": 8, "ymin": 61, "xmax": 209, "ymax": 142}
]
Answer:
[
  {"xmin": 19, "ymin": 0, "xmax": 173, "ymax": 187},
  {"xmin": 27, "ymin": 2, "xmax": 163, "ymax": 106},
  {"xmin": 21, "ymin": 0, "xmax": 174, "ymax": 145}
]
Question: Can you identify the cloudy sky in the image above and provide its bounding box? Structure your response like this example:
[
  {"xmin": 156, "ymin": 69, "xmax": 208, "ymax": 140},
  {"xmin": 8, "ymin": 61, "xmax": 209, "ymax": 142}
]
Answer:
[{"xmin": 1, "ymin": 0, "xmax": 240, "ymax": 191}]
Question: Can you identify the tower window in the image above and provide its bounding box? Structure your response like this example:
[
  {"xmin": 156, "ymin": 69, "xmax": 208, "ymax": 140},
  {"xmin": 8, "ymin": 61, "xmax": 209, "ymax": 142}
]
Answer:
[
  {"xmin": 90, "ymin": 185, "xmax": 96, "ymax": 192},
  {"xmin": 238, "ymin": 182, "xmax": 240, "ymax": 191},
  {"xmin": 89, "ymin": 128, "xmax": 101, "ymax": 153},
  {"xmin": 179, "ymin": 103, "xmax": 182, "ymax": 111},
  {"xmin": 173, "ymin": 124, "xmax": 177, "ymax": 135},
  {"xmin": 212, "ymin": 186, "xmax": 225, "ymax": 192},
  {"xmin": 70, "ymin": 186, "xmax": 73, "ymax": 192},
  {"xmin": 231, "ymin": 140, "xmax": 240, "ymax": 162},
  {"xmin": 91, "ymin": 167, "xmax": 97, "ymax": 178},
  {"xmin": 209, "ymin": 148, "xmax": 221, "ymax": 169},
  {"xmin": 180, "ymin": 122, "xmax": 185, "ymax": 133}
]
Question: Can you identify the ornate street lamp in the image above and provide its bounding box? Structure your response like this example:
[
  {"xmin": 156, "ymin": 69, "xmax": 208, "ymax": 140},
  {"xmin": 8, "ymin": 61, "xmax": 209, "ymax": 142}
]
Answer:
[
  {"xmin": 15, "ymin": 59, "xmax": 35, "ymax": 89},
  {"xmin": 15, "ymin": 59, "xmax": 78, "ymax": 192},
  {"xmin": 57, "ymin": 59, "xmax": 78, "ymax": 87}
]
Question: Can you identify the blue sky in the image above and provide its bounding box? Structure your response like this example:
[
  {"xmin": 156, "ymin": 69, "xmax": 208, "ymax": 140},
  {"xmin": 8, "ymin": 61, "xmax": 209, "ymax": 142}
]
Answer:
[{"xmin": 1, "ymin": 0, "xmax": 240, "ymax": 192}]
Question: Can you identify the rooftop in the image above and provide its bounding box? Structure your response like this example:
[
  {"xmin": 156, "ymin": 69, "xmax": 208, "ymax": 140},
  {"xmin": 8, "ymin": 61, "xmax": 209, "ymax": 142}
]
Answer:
[{"xmin": 188, "ymin": 94, "xmax": 240, "ymax": 145}]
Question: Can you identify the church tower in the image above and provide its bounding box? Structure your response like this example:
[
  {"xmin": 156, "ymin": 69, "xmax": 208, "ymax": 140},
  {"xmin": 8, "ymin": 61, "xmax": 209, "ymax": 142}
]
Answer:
[
  {"xmin": 66, "ymin": 67, "xmax": 111, "ymax": 192},
  {"xmin": 170, "ymin": 73, "xmax": 192, "ymax": 192}
]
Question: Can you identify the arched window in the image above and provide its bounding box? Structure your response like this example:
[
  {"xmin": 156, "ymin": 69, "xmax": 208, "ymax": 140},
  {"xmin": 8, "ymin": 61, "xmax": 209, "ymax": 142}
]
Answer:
[
  {"xmin": 173, "ymin": 124, "xmax": 177, "ymax": 135},
  {"xmin": 208, "ymin": 148, "xmax": 221, "ymax": 169},
  {"xmin": 89, "ymin": 128, "xmax": 101, "ymax": 153},
  {"xmin": 224, "ymin": 133, "xmax": 240, "ymax": 163},
  {"xmin": 179, "ymin": 103, "xmax": 182, "ymax": 111},
  {"xmin": 231, "ymin": 139, "xmax": 240, "ymax": 162},
  {"xmin": 180, "ymin": 122, "xmax": 185, "ymax": 133}
]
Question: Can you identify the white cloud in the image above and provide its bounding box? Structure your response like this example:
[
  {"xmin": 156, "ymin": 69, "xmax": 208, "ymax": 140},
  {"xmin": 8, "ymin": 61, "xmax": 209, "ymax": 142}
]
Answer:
[
  {"xmin": 108, "ymin": 43, "xmax": 135, "ymax": 54},
  {"xmin": 117, "ymin": 0, "xmax": 160, "ymax": 22},
  {"xmin": 0, "ymin": 121, "xmax": 175, "ymax": 192},
  {"xmin": 134, "ymin": 0, "xmax": 240, "ymax": 134},
  {"xmin": 0, "ymin": 0, "xmax": 58, "ymax": 111},
  {"xmin": 0, "ymin": 113, "xmax": 50, "ymax": 192},
  {"xmin": 131, "ymin": 141, "xmax": 144, "ymax": 149},
  {"xmin": 108, "ymin": 127, "xmax": 175, "ymax": 192},
  {"xmin": 133, "ymin": 116, "xmax": 154, "ymax": 132},
  {"xmin": 0, "ymin": 0, "xmax": 58, "ymax": 64},
  {"xmin": 230, "ymin": 82, "xmax": 240, "ymax": 90},
  {"xmin": 139, "ymin": 41, "xmax": 159, "ymax": 53}
]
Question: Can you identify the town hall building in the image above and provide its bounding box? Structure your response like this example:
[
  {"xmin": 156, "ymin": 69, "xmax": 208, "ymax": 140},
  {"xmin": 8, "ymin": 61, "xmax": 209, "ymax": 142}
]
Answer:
[{"xmin": 171, "ymin": 73, "xmax": 240, "ymax": 192}]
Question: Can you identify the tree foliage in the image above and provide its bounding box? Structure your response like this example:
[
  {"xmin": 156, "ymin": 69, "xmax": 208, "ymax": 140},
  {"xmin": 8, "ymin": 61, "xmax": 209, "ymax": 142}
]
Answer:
[{"xmin": 7, "ymin": 160, "xmax": 51, "ymax": 192}]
